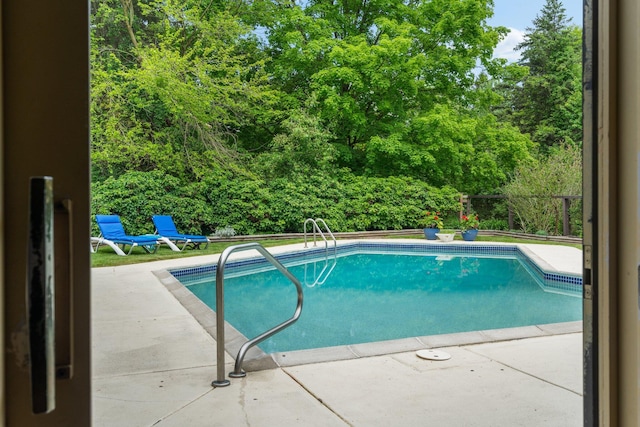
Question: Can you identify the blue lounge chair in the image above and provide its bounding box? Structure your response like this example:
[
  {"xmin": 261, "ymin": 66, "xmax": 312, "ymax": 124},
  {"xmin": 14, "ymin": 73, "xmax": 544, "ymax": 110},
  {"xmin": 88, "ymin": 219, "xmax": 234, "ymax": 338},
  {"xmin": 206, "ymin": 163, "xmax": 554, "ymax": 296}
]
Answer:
[
  {"xmin": 152, "ymin": 215, "xmax": 209, "ymax": 250},
  {"xmin": 95, "ymin": 215, "xmax": 161, "ymax": 256}
]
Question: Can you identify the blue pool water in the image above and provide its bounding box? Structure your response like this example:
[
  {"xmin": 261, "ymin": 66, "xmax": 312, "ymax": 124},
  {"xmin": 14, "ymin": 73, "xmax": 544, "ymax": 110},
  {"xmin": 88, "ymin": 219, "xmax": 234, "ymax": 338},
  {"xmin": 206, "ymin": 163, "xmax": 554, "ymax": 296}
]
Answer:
[{"xmin": 175, "ymin": 244, "xmax": 582, "ymax": 354}]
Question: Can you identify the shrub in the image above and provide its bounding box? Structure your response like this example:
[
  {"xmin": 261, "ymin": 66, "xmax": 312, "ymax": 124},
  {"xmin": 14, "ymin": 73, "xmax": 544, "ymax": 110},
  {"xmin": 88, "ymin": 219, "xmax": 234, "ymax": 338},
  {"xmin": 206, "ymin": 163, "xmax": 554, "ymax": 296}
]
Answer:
[
  {"xmin": 502, "ymin": 144, "xmax": 582, "ymax": 235},
  {"xmin": 91, "ymin": 170, "xmax": 211, "ymax": 235},
  {"xmin": 91, "ymin": 169, "xmax": 465, "ymax": 236},
  {"xmin": 479, "ymin": 219, "xmax": 508, "ymax": 230}
]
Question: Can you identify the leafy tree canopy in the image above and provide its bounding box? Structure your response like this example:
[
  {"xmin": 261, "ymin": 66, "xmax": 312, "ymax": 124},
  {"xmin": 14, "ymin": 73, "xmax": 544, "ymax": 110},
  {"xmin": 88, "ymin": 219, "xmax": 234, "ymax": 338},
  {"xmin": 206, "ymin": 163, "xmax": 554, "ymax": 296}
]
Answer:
[
  {"xmin": 89, "ymin": 0, "xmax": 583, "ymax": 236},
  {"xmin": 91, "ymin": 0, "xmax": 281, "ymax": 181},
  {"xmin": 510, "ymin": 0, "xmax": 582, "ymax": 151},
  {"xmin": 251, "ymin": 0, "xmax": 509, "ymax": 147}
]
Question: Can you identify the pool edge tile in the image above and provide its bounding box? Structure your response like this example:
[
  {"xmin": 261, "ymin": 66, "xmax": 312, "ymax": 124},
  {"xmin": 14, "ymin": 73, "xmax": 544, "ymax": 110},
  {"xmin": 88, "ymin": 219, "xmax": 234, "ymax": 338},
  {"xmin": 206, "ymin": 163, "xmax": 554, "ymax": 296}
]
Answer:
[
  {"xmin": 272, "ymin": 346, "xmax": 359, "ymax": 367},
  {"xmin": 349, "ymin": 337, "xmax": 424, "ymax": 358}
]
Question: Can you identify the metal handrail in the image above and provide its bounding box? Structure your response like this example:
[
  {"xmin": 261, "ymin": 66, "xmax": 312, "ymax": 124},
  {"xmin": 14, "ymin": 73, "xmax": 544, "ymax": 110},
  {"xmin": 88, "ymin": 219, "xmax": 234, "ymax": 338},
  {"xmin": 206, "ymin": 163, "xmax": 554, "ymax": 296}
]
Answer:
[
  {"xmin": 303, "ymin": 218, "xmax": 337, "ymax": 254},
  {"xmin": 211, "ymin": 242, "xmax": 303, "ymax": 387},
  {"xmin": 303, "ymin": 255, "xmax": 337, "ymax": 288}
]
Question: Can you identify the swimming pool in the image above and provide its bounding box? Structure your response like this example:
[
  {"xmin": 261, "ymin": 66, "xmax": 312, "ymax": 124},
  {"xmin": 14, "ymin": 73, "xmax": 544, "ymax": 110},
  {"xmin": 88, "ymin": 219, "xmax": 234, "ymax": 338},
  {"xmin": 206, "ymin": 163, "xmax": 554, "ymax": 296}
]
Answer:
[{"xmin": 166, "ymin": 241, "xmax": 582, "ymax": 363}]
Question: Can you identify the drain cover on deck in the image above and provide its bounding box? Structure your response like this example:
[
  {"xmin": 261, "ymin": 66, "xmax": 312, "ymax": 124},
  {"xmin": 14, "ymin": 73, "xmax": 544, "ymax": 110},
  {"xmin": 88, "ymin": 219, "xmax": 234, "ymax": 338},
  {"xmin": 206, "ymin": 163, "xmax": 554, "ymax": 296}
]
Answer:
[{"xmin": 416, "ymin": 349, "xmax": 451, "ymax": 361}]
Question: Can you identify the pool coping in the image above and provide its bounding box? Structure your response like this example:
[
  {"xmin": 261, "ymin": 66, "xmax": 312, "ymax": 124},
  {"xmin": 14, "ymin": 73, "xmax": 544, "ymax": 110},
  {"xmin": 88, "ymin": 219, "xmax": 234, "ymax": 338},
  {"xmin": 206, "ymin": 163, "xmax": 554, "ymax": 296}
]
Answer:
[{"xmin": 153, "ymin": 239, "xmax": 583, "ymax": 371}]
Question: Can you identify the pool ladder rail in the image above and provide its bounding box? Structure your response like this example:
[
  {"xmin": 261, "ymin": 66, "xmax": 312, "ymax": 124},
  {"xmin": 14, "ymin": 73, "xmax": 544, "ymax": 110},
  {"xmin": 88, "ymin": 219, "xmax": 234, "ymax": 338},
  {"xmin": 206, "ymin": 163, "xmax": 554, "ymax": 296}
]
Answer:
[
  {"xmin": 303, "ymin": 218, "xmax": 336, "ymax": 254},
  {"xmin": 211, "ymin": 242, "xmax": 304, "ymax": 388},
  {"xmin": 303, "ymin": 254, "xmax": 337, "ymax": 288}
]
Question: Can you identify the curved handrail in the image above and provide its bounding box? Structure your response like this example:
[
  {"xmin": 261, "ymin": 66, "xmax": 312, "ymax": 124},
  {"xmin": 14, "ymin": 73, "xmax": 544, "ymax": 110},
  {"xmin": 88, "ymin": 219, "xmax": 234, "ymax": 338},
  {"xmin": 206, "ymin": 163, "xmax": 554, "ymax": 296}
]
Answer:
[
  {"xmin": 303, "ymin": 218, "xmax": 337, "ymax": 254},
  {"xmin": 303, "ymin": 218, "xmax": 322, "ymax": 248},
  {"xmin": 315, "ymin": 218, "xmax": 336, "ymax": 247},
  {"xmin": 303, "ymin": 256, "xmax": 337, "ymax": 288},
  {"xmin": 212, "ymin": 242, "xmax": 303, "ymax": 387}
]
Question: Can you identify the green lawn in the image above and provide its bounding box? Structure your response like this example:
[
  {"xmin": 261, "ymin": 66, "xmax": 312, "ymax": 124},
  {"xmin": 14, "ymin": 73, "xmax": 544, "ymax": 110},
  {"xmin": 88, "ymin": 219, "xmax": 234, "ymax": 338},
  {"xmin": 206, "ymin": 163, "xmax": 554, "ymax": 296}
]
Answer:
[{"xmin": 91, "ymin": 234, "xmax": 582, "ymax": 268}]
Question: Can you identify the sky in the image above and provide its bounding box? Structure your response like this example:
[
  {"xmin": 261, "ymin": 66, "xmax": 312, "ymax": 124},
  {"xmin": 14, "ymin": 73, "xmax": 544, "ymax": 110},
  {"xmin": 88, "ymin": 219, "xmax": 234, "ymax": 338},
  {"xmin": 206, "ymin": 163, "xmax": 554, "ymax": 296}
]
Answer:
[{"xmin": 489, "ymin": 0, "xmax": 583, "ymax": 62}]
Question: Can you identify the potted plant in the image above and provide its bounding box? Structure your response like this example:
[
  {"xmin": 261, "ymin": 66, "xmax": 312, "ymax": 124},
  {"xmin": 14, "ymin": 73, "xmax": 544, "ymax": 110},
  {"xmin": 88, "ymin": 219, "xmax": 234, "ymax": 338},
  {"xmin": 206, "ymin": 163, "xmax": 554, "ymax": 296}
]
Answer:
[
  {"xmin": 422, "ymin": 211, "xmax": 443, "ymax": 240},
  {"xmin": 460, "ymin": 213, "xmax": 480, "ymax": 241}
]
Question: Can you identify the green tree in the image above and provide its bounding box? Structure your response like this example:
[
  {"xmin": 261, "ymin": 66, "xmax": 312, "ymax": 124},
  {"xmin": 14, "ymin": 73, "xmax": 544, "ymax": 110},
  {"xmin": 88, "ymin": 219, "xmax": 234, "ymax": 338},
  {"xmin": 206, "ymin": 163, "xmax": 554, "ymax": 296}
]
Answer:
[
  {"xmin": 364, "ymin": 104, "xmax": 533, "ymax": 194},
  {"xmin": 89, "ymin": 0, "xmax": 540, "ymax": 237},
  {"xmin": 90, "ymin": 0, "xmax": 280, "ymax": 181},
  {"xmin": 251, "ymin": 0, "xmax": 512, "ymax": 175},
  {"xmin": 511, "ymin": 0, "xmax": 582, "ymax": 151},
  {"xmin": 252, "ymin": 109, "xmax": 337, "ymax": 179}
]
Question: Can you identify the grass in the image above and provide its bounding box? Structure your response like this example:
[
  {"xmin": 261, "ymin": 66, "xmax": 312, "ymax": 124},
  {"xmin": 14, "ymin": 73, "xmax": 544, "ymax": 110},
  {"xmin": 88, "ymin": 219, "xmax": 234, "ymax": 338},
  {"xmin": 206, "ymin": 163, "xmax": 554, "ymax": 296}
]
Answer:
[
  {"xmin": 91, "ymin": 233, "xmax": 582, "ymax": 268},
  {"xmin": 91, "ymin": 238, "xmax": 307, "ymax": 268}
]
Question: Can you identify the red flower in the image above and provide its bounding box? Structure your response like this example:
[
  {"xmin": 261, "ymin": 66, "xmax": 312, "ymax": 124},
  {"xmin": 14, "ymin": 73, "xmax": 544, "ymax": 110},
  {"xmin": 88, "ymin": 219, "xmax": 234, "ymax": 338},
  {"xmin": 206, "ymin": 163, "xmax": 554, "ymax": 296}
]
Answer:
[
  {"xmin": 424, "ymin": 209, "xmax": 444, "ymax": 229},
  {"xmin": 460, "ymin": 212, "xmax": 480, "ymax": 230}
]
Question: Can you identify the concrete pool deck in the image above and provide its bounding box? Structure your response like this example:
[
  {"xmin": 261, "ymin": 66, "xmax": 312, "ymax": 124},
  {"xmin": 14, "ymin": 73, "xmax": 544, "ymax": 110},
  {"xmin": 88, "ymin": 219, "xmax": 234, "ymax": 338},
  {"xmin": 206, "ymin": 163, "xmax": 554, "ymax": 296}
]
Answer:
[{"xmin": 92, "ymin": 240, "xmax": 584, "ymax": 426}]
